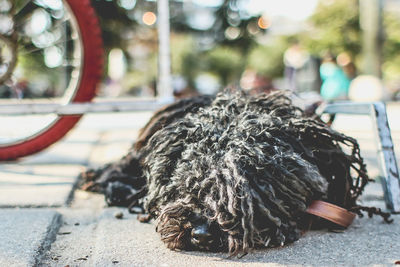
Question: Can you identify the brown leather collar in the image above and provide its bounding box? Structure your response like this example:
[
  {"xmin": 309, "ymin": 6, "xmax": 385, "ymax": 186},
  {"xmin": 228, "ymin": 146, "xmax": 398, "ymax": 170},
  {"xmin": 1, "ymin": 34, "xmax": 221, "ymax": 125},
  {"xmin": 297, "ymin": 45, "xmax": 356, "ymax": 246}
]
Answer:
[{"xmin": 306, "ymin": 200, "xmax": 356, "ymax": 228}]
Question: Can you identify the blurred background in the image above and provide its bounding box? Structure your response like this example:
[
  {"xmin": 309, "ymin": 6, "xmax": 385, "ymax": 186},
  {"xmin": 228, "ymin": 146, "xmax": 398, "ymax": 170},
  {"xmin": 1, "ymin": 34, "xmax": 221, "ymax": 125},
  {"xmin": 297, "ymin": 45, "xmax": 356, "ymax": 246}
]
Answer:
[{"xmin": 2, "ymin": 0, "xmax": 400, "ymax": 102}]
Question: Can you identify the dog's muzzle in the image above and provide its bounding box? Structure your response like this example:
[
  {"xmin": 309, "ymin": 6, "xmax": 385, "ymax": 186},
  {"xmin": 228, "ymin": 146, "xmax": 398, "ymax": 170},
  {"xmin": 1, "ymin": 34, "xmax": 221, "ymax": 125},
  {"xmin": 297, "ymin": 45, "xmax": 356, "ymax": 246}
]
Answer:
[{"xmin": 191, "ymin": 223, "xmax": 215, "ymax": 250}]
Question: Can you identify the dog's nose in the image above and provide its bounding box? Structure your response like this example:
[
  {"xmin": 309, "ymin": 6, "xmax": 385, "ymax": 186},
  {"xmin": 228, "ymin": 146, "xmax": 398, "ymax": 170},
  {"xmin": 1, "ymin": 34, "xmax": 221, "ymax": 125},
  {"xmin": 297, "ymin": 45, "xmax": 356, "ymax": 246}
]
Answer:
[{"xmin": 191, "ymin": 224, "xmax": 213, "ymax": 246}]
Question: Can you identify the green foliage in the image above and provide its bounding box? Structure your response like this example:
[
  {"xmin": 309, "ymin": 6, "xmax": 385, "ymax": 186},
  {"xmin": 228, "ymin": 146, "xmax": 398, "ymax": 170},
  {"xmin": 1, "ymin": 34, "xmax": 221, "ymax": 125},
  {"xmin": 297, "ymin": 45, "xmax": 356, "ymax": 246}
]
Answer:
[
  {"xmin": 205, "ymin": 46, "xmax": 244, "ymax": 85},
  {"xmin": 180, "ymin": 52, "xmax": 202, "ymax": 89},
  {"xmin": 171, "ymin": 40, "xmax": 244, "ymax": 88},
  {"xmin": 90, "ymin": 0, "xmax": 141, "ymax": 51},
  {"xmin": 88, "ymin": 0, "xmax": 400, "ymax": 91},
  {"xmin": 122, "ymin": 54, "xmax": 157, "ymax": 91},
  {"xmin": 170, "ymin": 35, "xmax": 201, "ymax": 88},
  {"xmin": 211, "ymin": 0, "xmax": 263, "ymax": 54},
  {"xmin": 382, "ymin": 12, "xmax": 400, "ymax": 81},
  {"xmin": 303, "ymin": 0, "xmax": 361, "ymax": 57},
  {"xmin": 247, "ymin": 39, "xmax": 288, "ymax": 79},
  {"xmin": 301, "ymin": 0, "xmax": 400, "ymax": 84},
  {"xmin": 89, "ymin": 0, "xmax": 263, "ymax": 90}
]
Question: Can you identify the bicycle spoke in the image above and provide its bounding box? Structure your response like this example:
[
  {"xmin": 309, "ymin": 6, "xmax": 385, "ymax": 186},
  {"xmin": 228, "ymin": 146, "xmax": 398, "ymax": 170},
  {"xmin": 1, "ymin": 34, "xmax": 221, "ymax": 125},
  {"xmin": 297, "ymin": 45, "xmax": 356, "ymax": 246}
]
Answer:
[
  {"xmin": 0, "ymin": 0, "xmax": 103, "ymax": 159},
  {"xmin": 14, "ymin": 0, "xmax": 32, "ymax": 16},
  {"xmin": 12, "ymin": 11, "xmax": 69, "ymax": 36},
  {"xmin": 11, "ymin": 2, "xmax": 72, "ymax": 39},
  {"xmin": 14, "ymin": 0, "xmax": 64, "ymax": 18},
  {"xmin": 18, "ymin": 36, "xmax": 78, "ymax": 55},
  {"xmin": 60, "ymin": 59, "xmax": 81, "ymax": 67}
]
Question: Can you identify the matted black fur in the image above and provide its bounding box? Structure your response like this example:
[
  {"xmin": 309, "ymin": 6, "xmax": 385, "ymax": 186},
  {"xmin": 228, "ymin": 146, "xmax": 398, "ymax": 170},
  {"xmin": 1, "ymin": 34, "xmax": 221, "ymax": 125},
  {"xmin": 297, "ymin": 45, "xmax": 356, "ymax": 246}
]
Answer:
[{"xmin": 79, "ymin": 90, "xmax": 390, "ymax": 255}]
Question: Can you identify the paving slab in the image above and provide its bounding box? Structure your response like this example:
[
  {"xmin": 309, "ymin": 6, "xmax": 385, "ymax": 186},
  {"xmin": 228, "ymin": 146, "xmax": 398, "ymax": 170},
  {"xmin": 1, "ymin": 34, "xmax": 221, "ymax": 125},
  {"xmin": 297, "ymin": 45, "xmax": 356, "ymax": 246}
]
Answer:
[
  {"xmin": 88, "ymin": 130, "xmax": 139, "ymax": 166},
  {"xmin": 42, "ymin": 192, "xmax": 400, "ymax": 267},
  {"xmin": 20, "ymin": 130, "xmax": 101, "ymax": 165},
  {"xmin": 77, "ymin": 112, "xmax": 153, "ymax": 131},
  {"xmin": 0, "ymin": 128, "xmax": 102, "ymax": 207},
  {"xmin": 0, "ymin": 165, "xmax": 82, "ymax": 207},
  {"xmin": 3, "ymin": 105, "xmax": 400, "ymax": 267},
  {"xmin": 0, "ymin": 209, "xmax": 61, "ymax": 266},
  {"xmin": 0, "ymin": 185, "xmax": 73, "ymax": 207}
]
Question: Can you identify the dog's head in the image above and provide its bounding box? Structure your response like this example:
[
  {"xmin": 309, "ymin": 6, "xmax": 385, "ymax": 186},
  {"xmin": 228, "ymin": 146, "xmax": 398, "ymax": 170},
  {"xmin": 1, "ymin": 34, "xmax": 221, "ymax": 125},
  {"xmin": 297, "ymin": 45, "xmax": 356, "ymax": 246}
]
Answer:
[
  {"xmin": 155, "ymin": 200, "xmax": 224, "ymax": 251},
  {"xmin": 147, "ymin": 152, "xmax": 328, "ymax": 254}
]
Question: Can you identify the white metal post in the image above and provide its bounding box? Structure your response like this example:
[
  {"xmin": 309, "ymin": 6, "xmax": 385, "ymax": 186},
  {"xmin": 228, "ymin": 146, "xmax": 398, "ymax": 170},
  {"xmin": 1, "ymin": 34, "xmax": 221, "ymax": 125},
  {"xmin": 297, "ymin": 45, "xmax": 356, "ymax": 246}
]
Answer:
[
  {"xmin": 157, "ymin": 0, "xmax": 173, "ymax": 103},
  {"xmin": 359, "ymin": 0, "xmax": 383, "ymax": 77}
]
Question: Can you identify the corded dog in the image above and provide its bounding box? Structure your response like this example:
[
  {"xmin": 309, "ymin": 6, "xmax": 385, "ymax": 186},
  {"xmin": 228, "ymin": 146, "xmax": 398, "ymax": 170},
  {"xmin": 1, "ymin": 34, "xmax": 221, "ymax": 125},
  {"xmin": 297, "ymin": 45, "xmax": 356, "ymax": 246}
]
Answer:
[{"xmin": 79, "ymin": 90, "xmax": 391, "ymax": 256}]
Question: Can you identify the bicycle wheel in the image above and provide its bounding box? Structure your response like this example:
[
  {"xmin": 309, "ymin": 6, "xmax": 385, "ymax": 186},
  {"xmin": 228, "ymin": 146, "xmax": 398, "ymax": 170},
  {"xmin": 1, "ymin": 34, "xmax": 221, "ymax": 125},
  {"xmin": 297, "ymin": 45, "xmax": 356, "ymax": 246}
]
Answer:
[{"xmin": 0, "ymin": 0, "xmax": 103, "ymax": 160}]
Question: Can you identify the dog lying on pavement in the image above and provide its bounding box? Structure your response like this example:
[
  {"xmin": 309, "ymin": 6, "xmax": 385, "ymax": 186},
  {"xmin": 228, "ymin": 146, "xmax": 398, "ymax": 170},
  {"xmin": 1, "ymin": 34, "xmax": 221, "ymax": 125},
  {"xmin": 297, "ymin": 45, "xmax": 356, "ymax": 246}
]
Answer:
[{"xmin": 79, "ymin": 90, "xmax": 391, "ymax": 256}]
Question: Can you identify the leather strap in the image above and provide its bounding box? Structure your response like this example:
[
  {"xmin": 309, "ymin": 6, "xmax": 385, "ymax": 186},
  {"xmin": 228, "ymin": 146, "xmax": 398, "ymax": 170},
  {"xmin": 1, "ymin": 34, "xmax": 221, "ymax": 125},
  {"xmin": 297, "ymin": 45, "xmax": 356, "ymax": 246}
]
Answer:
[{"xmin": 306, "ymin": 200, "xmax": 356, "ymax": 228}]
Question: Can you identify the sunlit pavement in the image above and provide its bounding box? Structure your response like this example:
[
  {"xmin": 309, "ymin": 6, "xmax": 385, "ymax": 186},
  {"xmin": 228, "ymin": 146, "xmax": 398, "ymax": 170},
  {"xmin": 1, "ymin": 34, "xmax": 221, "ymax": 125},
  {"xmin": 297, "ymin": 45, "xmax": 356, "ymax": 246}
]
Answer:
[{"xmin": 1, "ymin": 104, "xmax": 400, "ymax": 266}]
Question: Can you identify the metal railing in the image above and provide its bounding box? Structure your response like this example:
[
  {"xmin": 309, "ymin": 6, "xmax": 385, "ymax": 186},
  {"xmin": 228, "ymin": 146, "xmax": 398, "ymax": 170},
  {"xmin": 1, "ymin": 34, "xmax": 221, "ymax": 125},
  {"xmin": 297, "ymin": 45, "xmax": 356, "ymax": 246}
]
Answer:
[{"xmin": 323, "ymin": 102, "xmax": 400, "ymax": 213}]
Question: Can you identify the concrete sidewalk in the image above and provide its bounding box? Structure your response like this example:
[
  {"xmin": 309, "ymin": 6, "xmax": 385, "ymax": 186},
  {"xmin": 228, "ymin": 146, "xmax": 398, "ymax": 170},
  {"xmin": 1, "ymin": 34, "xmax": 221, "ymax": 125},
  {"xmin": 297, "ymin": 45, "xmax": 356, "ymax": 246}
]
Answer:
[{"xmin": 1, "ymin": 107, "xmax": 400, "ymax": 267}]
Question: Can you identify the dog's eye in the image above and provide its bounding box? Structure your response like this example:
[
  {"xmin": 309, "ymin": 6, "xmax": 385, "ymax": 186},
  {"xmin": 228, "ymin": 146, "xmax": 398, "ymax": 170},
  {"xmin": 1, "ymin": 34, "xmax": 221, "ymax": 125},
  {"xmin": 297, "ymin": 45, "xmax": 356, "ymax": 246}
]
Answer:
[{"xmin": 188, "ymin": 212, "xmax": 203, "ymax": 223}]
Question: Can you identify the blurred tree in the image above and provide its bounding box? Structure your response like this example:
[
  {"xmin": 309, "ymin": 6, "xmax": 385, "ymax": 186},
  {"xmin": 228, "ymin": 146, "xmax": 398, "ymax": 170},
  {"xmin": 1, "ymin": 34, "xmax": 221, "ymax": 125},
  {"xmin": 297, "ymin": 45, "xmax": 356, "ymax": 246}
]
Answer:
[
  {"xmin": 89, "ymin": 0, "xmax": 265, "ymax": 91},
  {"xmin": 382, "ymin": 11, "xmax": 400, "ymax": 82},
  {"xmin": 90, "ymin": 0, "xmax": 141, "ymax": 51},
  {"xmin": 210, "ymin": 0, "xmax": 264, "ymax": 54},
  {"xmin": 170, "ymin": 35, "xmax": 202, "ymax": 89},
  {"xmin": 206, "ymin": 46, "xmax": 243, "ymax": 86},
  {"xmin": 90, "ymin": 0, "xmax": 264, "ymax": 52},
  {"xmin": 302, "ymin": 0, "xmax": 361, "ymax": 58},
  {"xmin": 98, "ymin": 0, "xmax": 400, "ymax": 93},
  {"xmin": 247, "ymin": 38, "xmax": 288, "ymax": 79},
  {"xmin": 298, "ymin": 0, "xmax": 400, "ymax": 85}
]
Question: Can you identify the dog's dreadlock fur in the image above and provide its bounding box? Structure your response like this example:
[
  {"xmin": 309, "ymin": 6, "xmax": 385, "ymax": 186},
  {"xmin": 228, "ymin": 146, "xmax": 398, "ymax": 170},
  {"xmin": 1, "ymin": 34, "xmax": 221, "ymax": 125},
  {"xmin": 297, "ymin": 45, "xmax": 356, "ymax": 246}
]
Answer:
[{"xmin": 79, "ymin": 90, "xmax": 390, "ymax": 256}]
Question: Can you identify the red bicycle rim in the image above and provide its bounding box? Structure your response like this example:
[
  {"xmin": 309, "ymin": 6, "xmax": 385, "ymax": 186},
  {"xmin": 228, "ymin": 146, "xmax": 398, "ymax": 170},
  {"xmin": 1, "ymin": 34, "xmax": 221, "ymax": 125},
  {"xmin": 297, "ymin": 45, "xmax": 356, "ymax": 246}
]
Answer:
[{"xmin": 0, "ymin": 0, "xmax": 104, "ymax": 161}]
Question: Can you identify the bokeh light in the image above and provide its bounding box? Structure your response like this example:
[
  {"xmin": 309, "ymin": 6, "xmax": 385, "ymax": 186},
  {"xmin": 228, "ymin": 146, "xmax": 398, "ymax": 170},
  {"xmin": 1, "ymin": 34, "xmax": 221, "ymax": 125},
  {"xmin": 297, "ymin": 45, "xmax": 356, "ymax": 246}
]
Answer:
[
  {"xmin": 142, "ymin": 11, "xmax": 157, "ymax": 26},
  {"xmin": 225, "ymin": 26, "xmax": 241, "ymax": 40},
  {"xmin": 44, "ymin": 46, "xmax": 63, "ymax": 68},
  {"xmin": 257, "ymin": 16, "xmax": 270, "ymax": 29},
  {"xmin": 118, "ymin": 0, "xmax": 136, "ymax": 10},
  {"xmin": 337, "ymin": 52, "xmax": 351, "ymax": 66},
  {"xmin": 26, "ymin": 8, "xmax": 51, "ymax": 36}
]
